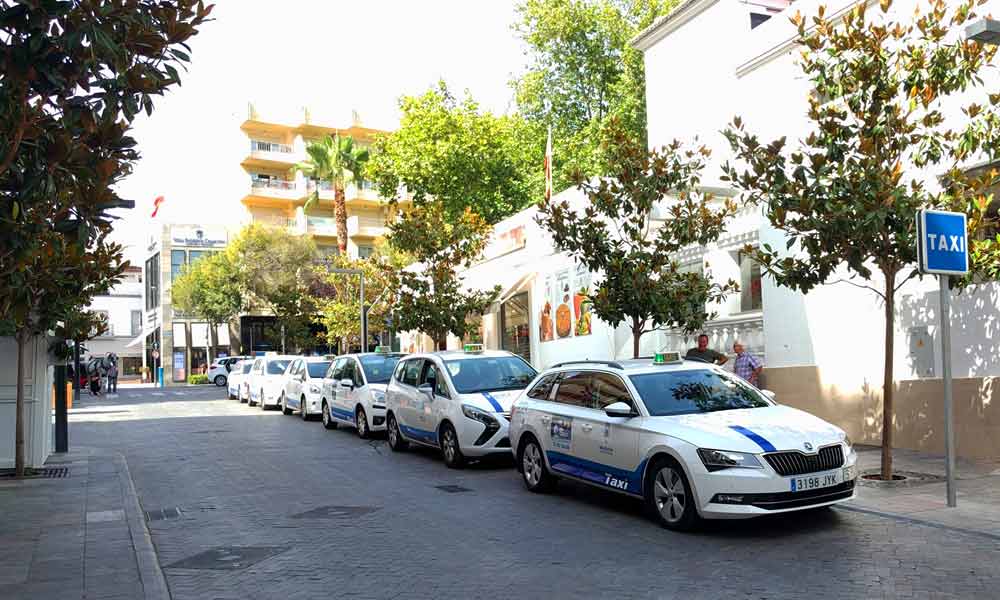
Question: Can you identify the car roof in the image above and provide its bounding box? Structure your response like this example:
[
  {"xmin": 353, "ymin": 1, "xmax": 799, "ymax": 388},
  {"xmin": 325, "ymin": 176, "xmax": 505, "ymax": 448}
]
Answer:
[
  {"xmin": 543, "ymin": 358, "xmax": 722, "ymax": 376},
  {"xmin": 259, "ymin": 355, "xmax": 297, "ymax": 361},
  {"xmin": 410, "ymin": 349, "xmax": 517, "ymax": 361},
  {"xmin": 338, "ymin": 352, "xmax": 405, "ymax": 359},
  {"xmin": 303, "ymin": 356, "xmax": 332, "ymax": 362}
]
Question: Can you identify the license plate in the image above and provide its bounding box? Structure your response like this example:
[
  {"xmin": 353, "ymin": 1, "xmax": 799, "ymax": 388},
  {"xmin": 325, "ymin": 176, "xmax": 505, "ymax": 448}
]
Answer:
[{"xmin": 790, "ymin": 469, "xmax": 841, "ymax": 492}]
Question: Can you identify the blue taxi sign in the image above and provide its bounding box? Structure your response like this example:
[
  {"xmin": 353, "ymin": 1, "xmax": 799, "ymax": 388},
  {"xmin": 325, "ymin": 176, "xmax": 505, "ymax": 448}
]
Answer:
[{"xmin": 917, "ymin": 209, "xmax": 968, "ymax": 276}]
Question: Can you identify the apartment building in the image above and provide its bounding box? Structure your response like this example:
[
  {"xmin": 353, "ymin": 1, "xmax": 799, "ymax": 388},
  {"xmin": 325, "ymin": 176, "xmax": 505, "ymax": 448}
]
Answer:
[
  {"xmin": 240, "ymin": 104, "xmax": 402, "ymax": 259},
  {"xmin": 87, "ymin": 265, "xmax": 144, "ymax": 379}
]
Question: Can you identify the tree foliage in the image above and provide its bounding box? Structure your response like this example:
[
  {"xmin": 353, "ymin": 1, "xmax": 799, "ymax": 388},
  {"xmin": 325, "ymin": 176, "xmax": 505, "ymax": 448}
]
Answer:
[
  {"xmin": 388, "ymin": 204, "xmax": 498, "ymax": 348},
  {"xmin": 369, "ymin": 81, "xmax": 541, "ymax": 224},
  {"xmin": 0, "ymin": 0, "xmax": 212, "ymax": 476},
  {"xmin": 512, "ymin": 0, "xmax": 674, "ymax": 186},
  {"xmin": 171, "ymin": 250, "xmax": 242, "ymax": 337},
  {"xmin": 538, "ymin": 120, "xmax": 737, "ymax": 358},
  {"xmin": 296, "ymin": 134, "xmax": 369, "ymax": 254},
  {"xmin": 721, "ymin": 0, "xmax": 999, "ymax": 479}
]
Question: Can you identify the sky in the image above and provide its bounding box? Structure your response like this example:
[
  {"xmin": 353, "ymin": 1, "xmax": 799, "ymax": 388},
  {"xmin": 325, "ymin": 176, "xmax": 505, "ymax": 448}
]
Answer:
[{"xmin": 112, "ymin": 0, "xmax": 527, "ymax": 264}]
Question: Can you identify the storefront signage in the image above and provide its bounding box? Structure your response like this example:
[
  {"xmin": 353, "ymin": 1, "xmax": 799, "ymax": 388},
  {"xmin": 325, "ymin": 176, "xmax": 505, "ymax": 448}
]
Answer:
[
  {"xmin": 540, "ymin": 263, "xmax": 593, "ymax": 343},
  {"xmin": 482, "ymin": 225, "xmax": 527, "ymax": 262},
  {"xmin": 170, "ymin": 226, "xmax": 227, "ymax": 249}
]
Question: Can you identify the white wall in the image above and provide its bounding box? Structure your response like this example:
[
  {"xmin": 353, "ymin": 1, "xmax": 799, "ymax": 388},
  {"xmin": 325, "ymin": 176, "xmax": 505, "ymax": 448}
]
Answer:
[{"xmin": 0, "ymin": 336, "xmax": 53, "ymax": 469}]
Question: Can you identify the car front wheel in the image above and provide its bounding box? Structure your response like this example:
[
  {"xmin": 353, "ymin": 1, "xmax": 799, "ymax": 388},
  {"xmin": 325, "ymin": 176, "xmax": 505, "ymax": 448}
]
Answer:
[
  {"xmin": 281, "ymin": 393, "xmax": 292, "ymax": 415},
  {"xmin": 356, "ymin": 407, "xmax": 369, "ymax": 439},
  {"xmin": 322, "ymin": 402, "xmax": 337, "ymax": 430},
  {"xmin": 387, "ymin": 413, "xmax": 408, "ymax": 451},
  {"xmin": 645, "ymin": 458, "xmax": 700, "ymax": 532},
  {"xmin": 214, "ymin": 375, "xmax": 226, "ymax": 387},
  {"xmin": 440, "ymin": 423, "xmax": 464, "ymax": 469},
  {"xmin": 300, "ymin": 396, "xmax": 309, "ymax": 420}
]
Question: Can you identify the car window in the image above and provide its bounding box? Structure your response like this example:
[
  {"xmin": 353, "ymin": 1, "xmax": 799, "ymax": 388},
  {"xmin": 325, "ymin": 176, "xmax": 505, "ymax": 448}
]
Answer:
[
  {"xmin": 526, "ymin": 373, "xmax": 558, "ymax": 400},
  {"xmin": 402, "ymin": 359, "xmax": 423, "ymax": 386},
  {"xmin": 443, "ymin": 356, "xmax": 537, "ymax": 394},
  {"xmin": 592, "ymin": 373, "xmax": 634, "ymax": 409},
  {"xmin": 241, "ymin": 362, "xmax": 253, "ymax": 374},
  {"xmin": 351, "ymin": 359, "xmax": 364, "ymax": 387},
  {"xmin": 629, "ymin": 369, "xmax": 771, "ymax": 416},
  {"xmin": 253, "ymin": 359, "xmax": 263, "ymax": 373},
  {"xmin": 307, "ymin": 361, "xmax": 331, "ymax": 378},
  {"xmin": 359, "ymin": 354, "xmax": 403, "ymax": 384},
  {"xmin": 341, "ymin": 359, "xmax": 356, "ymax": 382},
  {"xmin": 393, "ymin": 360, "xmax": 407, "ymax": 382},
  {"xmin": 421, "ymin": 362, "xmax": 449, "ymax": 397},
  {"xmin": 266, "ymin": 360, "xmax": 291, "ymax": 375},
  {"xmin": 553, "ymin": 371, "xmax": 593, "ymax": 408}
]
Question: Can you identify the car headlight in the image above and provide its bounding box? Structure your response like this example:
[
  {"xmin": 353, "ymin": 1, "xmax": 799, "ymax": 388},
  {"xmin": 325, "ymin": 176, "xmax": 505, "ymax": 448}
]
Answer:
[
  {"xmin": 842, "ymin": 434, "xmax": 853, "ymax": 452},
  {"xmin": 371, "ymin": 389, "xmax": 386, "ymax": 404},
  {"xmin": 697, "ymin": 448, "xmax": 763, "ymax": 472},
  {"xmin": 309, "ymin": 384, "xmax": 321, "ymax": 394},
  {"xmin": 462, "ymin": 404, "xmax": 497, "ymax": 426}
]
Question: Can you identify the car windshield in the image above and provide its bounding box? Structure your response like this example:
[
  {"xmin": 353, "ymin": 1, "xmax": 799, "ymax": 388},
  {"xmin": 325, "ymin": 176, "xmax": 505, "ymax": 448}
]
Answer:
[
  {"xmin": 306, "ymin": 361, "xmax": 331, "ymax": 378},
  {"xmin": 444, "ymin": 356, "xmax": 537, "ymax": 394},
  {"xmin": 266, "ymin": 360, "xmax": 291, "ymax": 375},
  {"xmin": 629, "ymin": 369, "xmax": 771, "ymax": 416},
  {"xmin": 359, "ymin": 355, "xmax": 402, "ymax": 384},
  {"xmin": 241, "ymin": 363, "xmax": 252, "ymax": 374}
]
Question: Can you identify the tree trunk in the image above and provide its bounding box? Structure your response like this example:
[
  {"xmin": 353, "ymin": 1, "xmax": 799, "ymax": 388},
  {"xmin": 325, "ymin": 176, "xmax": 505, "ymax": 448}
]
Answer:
[
  {"xmin": 334, "ymin": 184, "xmax": 348, "ymax": 255},
  {"xmin": 436, "ymin": 335, "xmax": 447, "ymax": 351},
  {"xmin": 14, "ymin": 331, "xmax": 26, "ymax": 477},
  {"xmin": 881, "ymin": 271, "xmax": 896, "ymax": 480},
  {"xmin": 632, "ymin": 330, "xmax": 641, "ymax": 359}
]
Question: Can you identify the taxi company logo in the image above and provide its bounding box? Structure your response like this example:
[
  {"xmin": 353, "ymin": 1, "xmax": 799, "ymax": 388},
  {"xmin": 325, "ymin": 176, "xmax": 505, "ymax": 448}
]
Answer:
[{"xmin": 803, "ymin": 442, "xmax": 814, "ymax": 451}]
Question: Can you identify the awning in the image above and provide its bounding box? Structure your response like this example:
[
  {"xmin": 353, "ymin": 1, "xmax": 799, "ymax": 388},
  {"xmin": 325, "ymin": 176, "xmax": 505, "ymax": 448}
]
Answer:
[
  {"xmin": 461, "ymin": 266, "xmax": 537, "ymax": 305},
  {"xmin": 497, "ymin": 271, "xmax": 537, "ymax": 305},
  {"xmin": 124, "ymin": 326, "xmax": 158, "ymax": 348}
]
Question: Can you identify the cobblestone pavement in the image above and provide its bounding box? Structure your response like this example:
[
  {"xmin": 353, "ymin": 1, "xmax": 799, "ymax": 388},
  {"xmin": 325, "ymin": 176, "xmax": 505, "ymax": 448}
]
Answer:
[{"xmin": 70, "ymin": 387, "xmax": 1000, "ymax": 600}]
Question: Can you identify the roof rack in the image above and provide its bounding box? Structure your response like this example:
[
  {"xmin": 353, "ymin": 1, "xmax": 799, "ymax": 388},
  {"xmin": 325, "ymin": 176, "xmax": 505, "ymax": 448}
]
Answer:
[{"xmin": 550, "ymin": 360, "xmax": 625, "ymax": 370}]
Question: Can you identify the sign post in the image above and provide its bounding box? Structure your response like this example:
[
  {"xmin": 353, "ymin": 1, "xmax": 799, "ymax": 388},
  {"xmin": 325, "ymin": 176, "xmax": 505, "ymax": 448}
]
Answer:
[{"xmin": 916, "ymin": 209, "xmax": 969, "ymax": 508}]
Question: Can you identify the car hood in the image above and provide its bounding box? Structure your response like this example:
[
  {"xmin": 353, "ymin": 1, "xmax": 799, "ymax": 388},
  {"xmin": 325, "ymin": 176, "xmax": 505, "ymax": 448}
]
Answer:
[
  {"xmin": 645, "ymin": 405, "xmax": 844, "ymax": 453},
  {"xmin": 368, "ymin": 383, "xmax": 388, "ymax": 394},
  {"xmin": 460, "ymin": 389, "xmax": 523, "ymax": 414}
]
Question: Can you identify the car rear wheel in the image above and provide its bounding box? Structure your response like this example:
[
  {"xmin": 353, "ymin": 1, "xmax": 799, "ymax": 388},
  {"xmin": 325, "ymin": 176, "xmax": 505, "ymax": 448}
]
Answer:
[
  {"xmin": 214, "ymin": 375, "xmax": 226, "ymax": 387},
  {"xmin": 440, "ymin": 423, "xmax": 464, "ymax": 469},
  {"xmin": 519, "ymin": 436, "xmax": 556, "ymax": 493},
  {"xmin": 281, "ymin": 393, "xmax": 292, "ymax": 415},
  {"xmin": 356, "ymin": 407, "xmax": 370, "ymax": 439},
  {"xmin": 645, "ymin": 458, "xmax": 700, "ymax": 532},
  {"xmin": 322, "ymin": 401, "xmax": 337, "ymax": 430},
  {"xmin": 387, "ymin": 413, "xmax": 408, "ymax": 451}
]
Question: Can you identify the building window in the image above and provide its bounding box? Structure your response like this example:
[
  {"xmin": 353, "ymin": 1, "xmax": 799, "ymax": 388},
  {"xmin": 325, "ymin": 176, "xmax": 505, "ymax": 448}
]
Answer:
[
  {"xmin": 500, "ymin": 292, "xmax": 531, "ymax": 363},
  {"xmin": 171, "ymin": 250, "xmax": 187, "ymax": 282},
  {"xmin": 131, "ymin": 311, "xmax": 142, "ymax": 337},
  {"xmin": 738, "ymin": 251, "xmax": 763, "ymax": 312},
  {"xmin": 188, "ymin": 250, "xmax": 210, "ymax": 264},
  {"xmin": 358, "ymin": 245, "xmax": 375, "ymax": 259},
  {"xmin": 145, "ymin": 253, "xmax": 160, "ymax": 310}
]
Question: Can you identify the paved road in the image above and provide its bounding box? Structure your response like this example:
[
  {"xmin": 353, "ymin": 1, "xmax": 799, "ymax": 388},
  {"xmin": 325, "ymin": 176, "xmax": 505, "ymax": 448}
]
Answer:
[{"xmin": 71, "ymin": 387, "xmax": 1000, "ymax": 600}]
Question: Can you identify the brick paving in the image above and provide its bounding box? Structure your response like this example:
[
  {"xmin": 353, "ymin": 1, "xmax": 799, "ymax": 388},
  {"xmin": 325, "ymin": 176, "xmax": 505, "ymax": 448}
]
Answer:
[{"xmin": 27, "ymin": 387, "xmax": 1000, "ymax": 599}]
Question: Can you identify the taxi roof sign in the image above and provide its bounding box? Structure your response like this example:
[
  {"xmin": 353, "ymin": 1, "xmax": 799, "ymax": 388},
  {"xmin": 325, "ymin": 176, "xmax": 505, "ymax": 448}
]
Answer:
[
  {"xmin": 463, "ymin": 343, "xmax": 484, "ymax": 353},
  {"xmin": 374, "ymin": 345, "xmax": 389, "ymax": 354},
  {"xmin": 653, "ymin": 351, "xmax": 682, "ymax": 365}
]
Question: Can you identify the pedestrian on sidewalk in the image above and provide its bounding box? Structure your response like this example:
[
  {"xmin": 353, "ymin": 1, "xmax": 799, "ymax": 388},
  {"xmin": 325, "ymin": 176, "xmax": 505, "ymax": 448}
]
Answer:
[
  {"xmin": 733, "ymin": 341, "xmax": 763, "ymax": 386},
  {"xmin": 107, "ymin": 358, "xmax": 118, "ymax": 394},
  {"xmin": 685, "ymin": 333, "xmax": 727, "ymax": 366}
]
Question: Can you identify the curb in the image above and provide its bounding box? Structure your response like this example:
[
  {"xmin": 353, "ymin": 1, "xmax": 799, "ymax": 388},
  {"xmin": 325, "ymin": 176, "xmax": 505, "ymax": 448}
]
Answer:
[{"xmin": 118, "ymin": 453, "xmax": 172, "ymax": 600}]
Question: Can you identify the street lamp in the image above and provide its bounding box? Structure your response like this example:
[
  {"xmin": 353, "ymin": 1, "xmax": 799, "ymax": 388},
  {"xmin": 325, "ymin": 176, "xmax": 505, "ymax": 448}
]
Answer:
[
  {"xmin": 966, "ymin": 18, "xmax": 1000, "ymax": 45},
  {"xmin": 329, "ymin": 267, "xmax": 368, "ymax": 353}
]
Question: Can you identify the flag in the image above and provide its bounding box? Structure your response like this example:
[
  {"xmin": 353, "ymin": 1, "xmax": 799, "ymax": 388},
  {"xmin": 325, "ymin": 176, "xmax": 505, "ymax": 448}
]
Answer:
[
  {"xmin": 151, "ymin": 196, "xmax": 164, "ymax": 218},
  {"xmin": 544, "ymin": 126, "xmax": 553, "ymax": 203}
]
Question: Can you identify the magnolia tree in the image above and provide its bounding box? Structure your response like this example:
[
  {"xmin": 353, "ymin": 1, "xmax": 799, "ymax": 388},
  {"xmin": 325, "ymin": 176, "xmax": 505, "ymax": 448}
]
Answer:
[
  {"xmin": 388, "ymin": 204, "xmax": 499, "ymax": 350},
  {"xmin": 537, "ymin": 121, "xmax": 738, "ymax": 358},
  {"xmin": 721, "ymin": 0, "xmax": 999, "ymax": 479},
  {"xmin": 0, "ymin": 1, "xmax": 212, "ymax": 476}
]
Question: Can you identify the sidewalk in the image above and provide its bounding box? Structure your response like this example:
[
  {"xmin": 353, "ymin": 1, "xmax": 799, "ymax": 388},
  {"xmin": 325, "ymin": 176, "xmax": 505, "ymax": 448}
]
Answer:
[
  {"xmin": 846, "ymin": 444, "xmax": 1000, "ymax": 539},
  {"xmin": 0, "ymin": 448, "xmax": 169, "ymax": 600}
]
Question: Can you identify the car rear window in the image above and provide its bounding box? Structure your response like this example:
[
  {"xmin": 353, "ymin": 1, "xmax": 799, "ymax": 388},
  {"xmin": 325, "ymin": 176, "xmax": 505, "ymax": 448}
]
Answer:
[
  {"xmin": 307, "ymin": 362, "xmax": 331, "ymax": 378},
  {"xmin": 629, "ymin": 369, "xmax": 771, "ymax": 416},
  {"xmin": 444, "ymin": 356, "xmax": 537, "ymax": 394},
  {"xmin": 266, "ymin": 360, "xmax": 291, "ymax": 375}
]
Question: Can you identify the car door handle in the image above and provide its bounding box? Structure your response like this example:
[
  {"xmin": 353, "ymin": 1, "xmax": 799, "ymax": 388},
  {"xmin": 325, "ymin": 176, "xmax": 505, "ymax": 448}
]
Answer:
[
  {"xmin": 581, "ymin": 423, "xmax": 593, "ymax": 432},
  {"xmin": 540, "ymin": 415, "xmax": 550, "ymax": 424}
]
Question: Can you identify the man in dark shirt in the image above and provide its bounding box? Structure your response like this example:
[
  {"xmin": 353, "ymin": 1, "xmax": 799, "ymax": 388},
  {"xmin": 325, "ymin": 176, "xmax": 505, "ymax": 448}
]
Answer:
[{"xmin": 685, "ymin": 334, "xmax": 728, "ymax": 365}]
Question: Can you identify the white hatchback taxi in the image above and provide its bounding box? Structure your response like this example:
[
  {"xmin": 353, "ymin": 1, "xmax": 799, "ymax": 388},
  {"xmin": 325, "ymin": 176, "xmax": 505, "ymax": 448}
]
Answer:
[
  {"xmin": 227, "ymin": 360, "xmax": 253, "ymax": 400},
  {"xmin": 246, "ymin": 354, "xmax": 297, "ymax": 409},
  {"xmin": 509, "ymin": 353, "xmax": 857, "ymax": 531},
  {"xmin": 280, "ymin": 357, "xmax": 332, "ymax": 420},
  {"xmin": 385, "ymin": 346, "xmax": 537, "ymax": 468},
  {"xmin": 321, "ymin": 350, "xmax": 404, "ymax": 438}
]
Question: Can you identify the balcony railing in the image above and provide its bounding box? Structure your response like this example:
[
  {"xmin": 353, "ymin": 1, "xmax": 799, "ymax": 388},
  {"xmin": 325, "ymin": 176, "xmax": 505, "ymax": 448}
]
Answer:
[
  {"xmin": 250, "ymin": 140, "xmax": 293, "ymax": 154},
  {"xmin": 307, "ymin": 216, "xmax": 339, "ymax": 236},
  {"xmin": 250, "ymin": 179, "xmax": 297, "ymax": 191},
  {"xmin": 306, "ymin": 180, "xmax": 335, "ymax": 191}
]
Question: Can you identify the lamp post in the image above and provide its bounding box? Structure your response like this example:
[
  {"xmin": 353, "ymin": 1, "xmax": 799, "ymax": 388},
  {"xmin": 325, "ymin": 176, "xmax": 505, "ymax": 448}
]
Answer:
[{"xmin": 329, "ymin": 268, "xmax": 367, "ymax": 353}]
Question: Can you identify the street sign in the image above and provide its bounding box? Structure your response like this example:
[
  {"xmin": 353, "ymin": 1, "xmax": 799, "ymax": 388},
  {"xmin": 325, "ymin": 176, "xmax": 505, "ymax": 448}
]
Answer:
[{"xmin": 917, "ymin": 209, "xmax": 969, "ymax": 275}]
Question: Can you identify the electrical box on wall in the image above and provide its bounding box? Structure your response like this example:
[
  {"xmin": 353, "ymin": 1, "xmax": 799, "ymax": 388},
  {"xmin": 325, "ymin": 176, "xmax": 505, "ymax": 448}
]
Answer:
[{"xmin": 908, "ymin": 326, "xmax": 935, "ymax": 378}]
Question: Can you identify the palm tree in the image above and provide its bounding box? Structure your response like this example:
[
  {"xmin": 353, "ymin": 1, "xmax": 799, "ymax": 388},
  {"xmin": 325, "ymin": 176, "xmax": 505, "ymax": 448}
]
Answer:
[{"xmin": 296, "ymin": 134, "xmax": 370, "ymax": 255}]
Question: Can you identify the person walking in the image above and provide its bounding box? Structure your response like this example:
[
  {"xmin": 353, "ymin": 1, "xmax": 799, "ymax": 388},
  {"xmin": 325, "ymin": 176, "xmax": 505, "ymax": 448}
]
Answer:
[
  {"xmin": 685, "ymin": 333, "xmax": 728, "ymax": 366},
  {"xmin": 107, "ymin": 358, "xmax": 118, "ymax": 394},
  {"xmin": 733, "ymin": 341, "xmax": 763, "ymax": 386}
]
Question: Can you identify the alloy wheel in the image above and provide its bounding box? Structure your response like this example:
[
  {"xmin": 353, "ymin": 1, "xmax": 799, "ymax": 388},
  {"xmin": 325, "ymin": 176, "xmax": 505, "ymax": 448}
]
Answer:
[
  {"xmin": 523, "ymin": 442, "xmax": 543, "ymax": 488},
  {"xmin": 356, "ymin": 408, "xmax": 368, "ymax": 438},
  {"xmin": 653, "ymin": 466, "xmax": 687, "ymax": 524}
]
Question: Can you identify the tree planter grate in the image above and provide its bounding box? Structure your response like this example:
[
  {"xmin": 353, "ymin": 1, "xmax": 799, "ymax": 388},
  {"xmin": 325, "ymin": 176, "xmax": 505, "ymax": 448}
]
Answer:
[{"xmin": 145, "ymin": 507, "xmax": 183, "ymax": 521}]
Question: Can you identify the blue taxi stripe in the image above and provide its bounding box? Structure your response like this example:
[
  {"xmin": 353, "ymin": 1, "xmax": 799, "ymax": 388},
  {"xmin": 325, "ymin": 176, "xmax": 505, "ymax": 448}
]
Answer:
[
  {"xmin": 482, "ymin": 392, "xmax": 503, "ymax": 412},
  {"xmin": 729, "ymin": 425, "xmax": 777, "ymax": 452},
  {"xmin": 545, "ymin": 451, "xmax": 648, "ymax": 496}
]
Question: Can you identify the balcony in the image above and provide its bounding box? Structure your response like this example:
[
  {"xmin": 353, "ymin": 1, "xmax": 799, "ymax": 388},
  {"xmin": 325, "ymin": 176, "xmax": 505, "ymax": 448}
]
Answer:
[
  {"xmin": 306, "ymin": 179, "xmax": 336, "ymax": 202},
  {"xmin": 345, "ymin": 182, "xmax": 384, "ymax": 206},
  {"xmin": 244, "ymin": 178, "xmax": 303, "ymax": 206},
  {"xmin": 245, "ymin": 140, "xmax": 300, "ymax": 169},
  {"xmin": 253, "ymin": 215, "xmax": 298, "ymax": 231},
  {"xmin": 306, "ymin": 216, "xmax": 339, "ymax": 238},
  {"xmin": 347, "ymin": 215, "xmax": 387, "ymax": 239}
]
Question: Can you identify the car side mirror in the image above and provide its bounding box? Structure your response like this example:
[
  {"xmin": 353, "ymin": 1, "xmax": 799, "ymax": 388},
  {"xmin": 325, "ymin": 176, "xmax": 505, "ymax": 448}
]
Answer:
[
  {"xmin": 340, "ymin": 378, "xmax": 355, "ymax": 390},
  {"xmin": 761, "ymin": 389, "xmax": 776, "ymax": 401},
  {"xmin": 604, "ymin": 402, "xmax": 636, "ymax": 418},
  {"xmin": 417, "ymin": 382, "xmax": 434, "ymax": 398}
]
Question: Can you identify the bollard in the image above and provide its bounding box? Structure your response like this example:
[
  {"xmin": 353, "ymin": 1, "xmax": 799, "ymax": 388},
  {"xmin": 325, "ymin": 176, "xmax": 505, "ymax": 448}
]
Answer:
[{"xmin": 54, "ymin": 365, "xmax": 68, "ymax": 452}]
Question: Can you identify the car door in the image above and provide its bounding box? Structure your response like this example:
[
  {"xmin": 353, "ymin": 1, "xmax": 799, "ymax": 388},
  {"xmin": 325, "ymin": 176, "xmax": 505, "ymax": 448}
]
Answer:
[
  {"xmin": 396, "ymin": 359, "xmax": 428, "ymax": 440},
  {"xmin": 289, "ymin": 360, "xmax": 306, "ymax": 408},
  {"xmin": 420, "ymin": 360, "xmax": 450, "ymax": 434},
  {"xmin": 539, "ymin": 371, "xmax": 604, "ymax": 483},
  {"xmin": 333, "ymin": 359, "xmax": 358, "ymax": 421},
  {"xmin": 324, "ymin": 358, "xmax": 346, "ymax": 412},
  {"xmin": 574, "ymin": 372, "xmax": 642, "ymax": 494}
]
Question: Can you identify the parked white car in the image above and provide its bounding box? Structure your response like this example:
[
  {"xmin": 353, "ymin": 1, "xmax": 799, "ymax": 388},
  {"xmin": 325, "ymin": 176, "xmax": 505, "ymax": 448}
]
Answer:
[
  {"xmin": 227, "ymin": 360, "xmax": 253, "ymax": 400},
  {"xmin": 320, "ymin": 351, "xmax": 404, "ymax": 438},
  {"xmin": 509, "ymin": 354, "xmax": 857, "ymax": 531},
  {"xmin": 384, "ymin": 346, "xmax": 537, "ymax": 467},
  {"xmin": 206, "ymin": 355, "xmax": 250, "ymax": 387},
  {"xmin": 246, "ymin": 354, "xmax": 297, "ymax": 409},
  {"xmin": 280, "ymin": 357, "xmax": 333, "ymax": 420}
]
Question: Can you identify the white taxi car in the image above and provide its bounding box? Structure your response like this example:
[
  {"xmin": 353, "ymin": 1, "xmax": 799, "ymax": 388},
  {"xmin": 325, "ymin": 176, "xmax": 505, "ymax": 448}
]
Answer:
[
  {"xmin": 246, "ymin": 354, "xmax": 297, "ymax": 409},
  {"xmin": 227, "ymin": 360, "xmax": 253, "ymax": 400},
  {"xmin": 321, "ymin": 350, "xmax": 404, "ymax": 438},
  {"xmin": 279, "ymin": 357, "xmax": 332, "ymax": 420},
  {"xmin": 509, "ymin": 353, "xmax": 857, "ymax": 531},
  {"xmin": 385, "ymin": 345, "xmax": 537, "ymax": 468}
]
